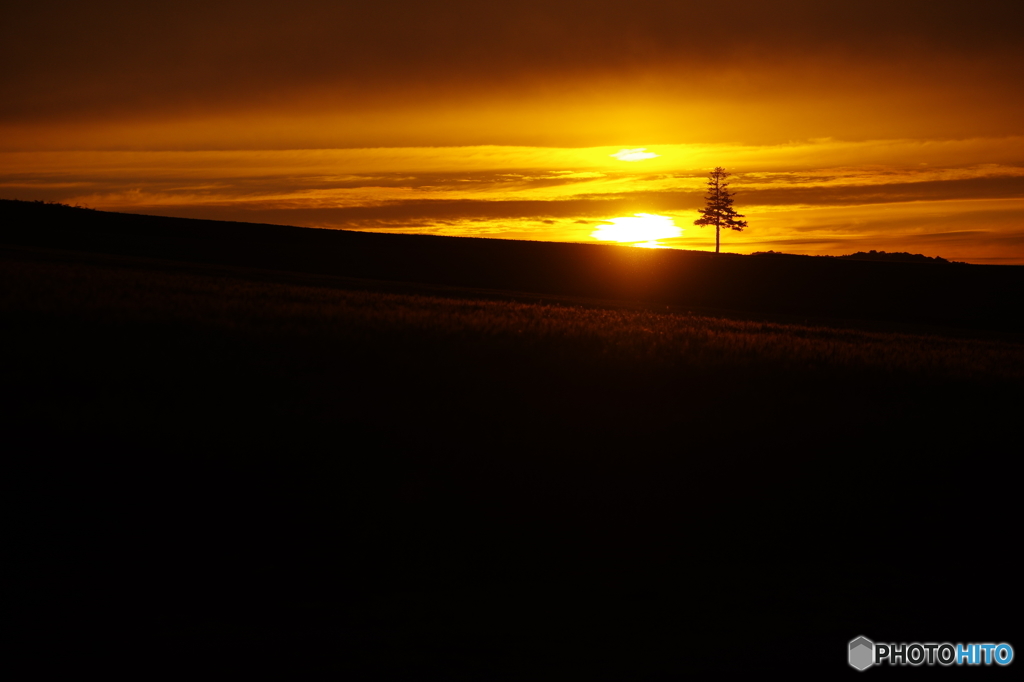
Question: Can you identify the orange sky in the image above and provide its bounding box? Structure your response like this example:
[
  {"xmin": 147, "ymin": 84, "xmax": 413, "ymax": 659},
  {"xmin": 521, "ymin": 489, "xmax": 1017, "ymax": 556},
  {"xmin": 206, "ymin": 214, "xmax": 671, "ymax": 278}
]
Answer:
[{"xmin": 2, "ymin": 1, "xmax": 1023, "ymax": 262}]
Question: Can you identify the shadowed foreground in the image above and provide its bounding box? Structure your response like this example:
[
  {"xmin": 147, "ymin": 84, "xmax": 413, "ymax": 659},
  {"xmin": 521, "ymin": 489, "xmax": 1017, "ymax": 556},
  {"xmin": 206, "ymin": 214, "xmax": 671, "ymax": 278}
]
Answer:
[{"xmin": 4, "ymin": 202, "xmax": 1022, "ymax": 677}]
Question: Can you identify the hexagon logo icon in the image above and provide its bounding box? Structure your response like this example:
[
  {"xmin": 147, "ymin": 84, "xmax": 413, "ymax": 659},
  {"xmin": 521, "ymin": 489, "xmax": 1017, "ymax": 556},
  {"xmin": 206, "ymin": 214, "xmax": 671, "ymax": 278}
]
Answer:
[{"xmin": 849, "ymin": 636, "xmax": 874, "ymax": 671}]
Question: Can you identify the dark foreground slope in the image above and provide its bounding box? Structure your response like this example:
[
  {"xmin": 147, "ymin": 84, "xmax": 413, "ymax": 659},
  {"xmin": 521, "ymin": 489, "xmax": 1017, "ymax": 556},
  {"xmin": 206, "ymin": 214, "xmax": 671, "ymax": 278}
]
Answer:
[
  {"xmin": 4, "ymin": 199, "xmax": 1024, "ymax": 331},
  {"xmin": 4, "ymin": 201, "xmax": 1022, "ymax": 677}
]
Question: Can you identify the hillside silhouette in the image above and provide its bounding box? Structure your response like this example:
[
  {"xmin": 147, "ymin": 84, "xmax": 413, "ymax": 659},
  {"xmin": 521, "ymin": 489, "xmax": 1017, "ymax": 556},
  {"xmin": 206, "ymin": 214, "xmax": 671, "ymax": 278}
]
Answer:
[
  {"xmin": 5, "ymin": 199, "xmax": 1021, "ymax": 676},
  {"xmin": 2, "ymin": 199, "xmax": 1022, "ymax": 331},
  {"xmin": 836, "ymin": 249, "xmax": 961, "ymax": 264}
]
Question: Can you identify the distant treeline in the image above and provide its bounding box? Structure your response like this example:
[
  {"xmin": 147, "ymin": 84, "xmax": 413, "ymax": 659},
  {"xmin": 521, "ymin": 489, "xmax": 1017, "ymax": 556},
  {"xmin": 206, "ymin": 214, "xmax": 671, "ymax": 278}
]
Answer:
[
  {"xmin": 8, "ymin": 199, "xmax": 96, "ymax": 211},
  {"xmin": 752, "ymin": 248, "xmax": 962, "ymax": 264},
  {"xmin": 836, "ymin": 250, "xmax": 963, "ymax": 264}
]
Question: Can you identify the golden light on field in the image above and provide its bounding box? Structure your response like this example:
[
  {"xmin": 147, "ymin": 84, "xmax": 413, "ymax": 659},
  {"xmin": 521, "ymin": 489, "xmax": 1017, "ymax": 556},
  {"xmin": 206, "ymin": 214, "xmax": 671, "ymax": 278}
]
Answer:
[{"xmin": 591, "ymin": 213, "xmax": 682, "ymax": 248}]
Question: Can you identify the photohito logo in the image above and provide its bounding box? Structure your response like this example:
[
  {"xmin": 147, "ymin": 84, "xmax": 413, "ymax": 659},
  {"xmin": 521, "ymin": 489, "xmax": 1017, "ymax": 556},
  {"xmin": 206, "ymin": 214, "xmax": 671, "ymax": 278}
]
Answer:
[
  {"xmin": 849, "ymin": 636, "xmax": 1014, "ymax": 670},
  {"xmin": 849, "ymin": 637, "xmax": 874, "ymax": 671}
]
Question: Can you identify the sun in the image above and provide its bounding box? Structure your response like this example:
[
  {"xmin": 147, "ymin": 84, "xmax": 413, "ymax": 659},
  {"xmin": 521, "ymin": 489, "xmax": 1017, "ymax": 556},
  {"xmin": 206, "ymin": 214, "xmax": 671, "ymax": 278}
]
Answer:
[
  {"xmin": 591, "ymin": 213, "xmax": 682, "ymax": 248},
  {"xmin": 610, "ymin": 148, "xmax": 660, "ymax": 162}
]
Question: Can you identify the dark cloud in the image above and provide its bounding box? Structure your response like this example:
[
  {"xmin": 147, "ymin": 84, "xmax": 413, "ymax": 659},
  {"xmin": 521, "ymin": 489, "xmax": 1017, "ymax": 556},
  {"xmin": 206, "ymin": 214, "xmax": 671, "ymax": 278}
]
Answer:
[
  {"xmin": 102, "ymin": 173, "xmax": 1021, "ymax": 228},
  {"xmin": 740, "ymin": 176, "xmax": 1024, "ymax": 206},
  {"xmin": 570, "ymin": 175, "xmax": 1024, "ymax": 210},
  {"xmin": 3, "ymin": 1, "xmax": 1022, "ymax": 146},
  {"xmin": 204, "ymin": 199, "xmax": 641, "ymax": 226}
]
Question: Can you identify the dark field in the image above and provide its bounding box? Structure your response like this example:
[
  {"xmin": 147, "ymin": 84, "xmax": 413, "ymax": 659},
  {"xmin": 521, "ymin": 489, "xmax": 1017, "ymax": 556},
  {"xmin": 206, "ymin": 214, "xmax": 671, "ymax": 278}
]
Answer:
[{"xmin": 4, "ymin": 201, "xmax": 1022, "ymax": 677}]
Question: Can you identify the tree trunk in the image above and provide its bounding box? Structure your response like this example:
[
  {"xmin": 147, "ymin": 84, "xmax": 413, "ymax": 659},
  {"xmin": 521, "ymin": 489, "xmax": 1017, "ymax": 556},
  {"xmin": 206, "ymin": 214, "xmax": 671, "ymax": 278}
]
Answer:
[{"xmin": 716, "ymin": 224, "xmax": 721, "ymax": 253}]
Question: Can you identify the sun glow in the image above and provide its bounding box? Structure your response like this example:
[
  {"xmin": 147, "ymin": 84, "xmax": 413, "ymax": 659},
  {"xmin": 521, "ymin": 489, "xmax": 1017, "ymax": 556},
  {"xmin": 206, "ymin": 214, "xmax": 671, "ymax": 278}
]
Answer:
[
  {"xmin": 591, "ymin": 213, "xmax": 682, "ymax": 248},
  {"xmin": 610, "ymin": 148, "xmax": 660, "ymax": 162}
]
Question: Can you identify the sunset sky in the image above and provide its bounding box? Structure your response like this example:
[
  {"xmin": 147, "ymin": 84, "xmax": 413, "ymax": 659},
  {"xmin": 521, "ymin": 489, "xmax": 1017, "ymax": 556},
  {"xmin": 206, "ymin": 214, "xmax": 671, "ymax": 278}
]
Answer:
[{"xmin": 3, "ymin": 0, "xmax": 1023, "ymax": 262}]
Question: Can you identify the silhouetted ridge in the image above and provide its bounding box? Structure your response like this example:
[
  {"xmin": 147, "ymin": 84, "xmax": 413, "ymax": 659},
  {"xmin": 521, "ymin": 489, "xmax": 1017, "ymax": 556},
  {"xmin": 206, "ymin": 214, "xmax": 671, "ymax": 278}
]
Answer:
[
  {"xmin": 751, "ymin": 248, "xmax": 962, "ymax": 264},
  {"xmin": 2, "ymin": 198, "xmax": 1022, "ymax": 331},
  {"xmin": 837, "ymin": 249, "xmax": 960, "ymax": 264}
]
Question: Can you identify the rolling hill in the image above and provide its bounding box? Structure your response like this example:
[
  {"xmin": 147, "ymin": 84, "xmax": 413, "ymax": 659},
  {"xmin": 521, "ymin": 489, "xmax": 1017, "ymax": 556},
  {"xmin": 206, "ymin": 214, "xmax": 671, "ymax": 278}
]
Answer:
[{"xmin": 4, "ymin": 199, "xmax": 1021, "ymax": 677}]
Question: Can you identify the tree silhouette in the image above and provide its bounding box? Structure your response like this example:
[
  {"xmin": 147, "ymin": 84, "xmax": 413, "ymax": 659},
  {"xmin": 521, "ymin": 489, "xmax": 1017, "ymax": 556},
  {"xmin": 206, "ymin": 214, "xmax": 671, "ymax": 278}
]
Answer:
[{"xmin": 694, "ymin": 167, "xmax": 747, "ymax": 253}]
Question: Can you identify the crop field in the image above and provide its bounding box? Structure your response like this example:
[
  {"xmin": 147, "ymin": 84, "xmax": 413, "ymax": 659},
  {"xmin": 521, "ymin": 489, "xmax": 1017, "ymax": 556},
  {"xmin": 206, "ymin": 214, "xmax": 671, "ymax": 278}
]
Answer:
[
  {"xmin": 7, "ymin": 242, "xmax": 1024, "ymax": 467},
  {"xmin": 6, "ymin": 238, "xmax": 1022, "ymax": 676},
  {"xmin": 7, "ymin": 243, "xmax": 1022, "ymax": 386}
]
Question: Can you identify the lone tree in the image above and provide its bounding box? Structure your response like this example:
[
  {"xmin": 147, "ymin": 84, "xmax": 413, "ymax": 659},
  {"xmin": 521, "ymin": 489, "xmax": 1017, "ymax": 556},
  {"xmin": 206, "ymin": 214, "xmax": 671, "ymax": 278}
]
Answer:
[{"xmin": 694, "ymin": 167, "xmax": 747, "ymax": 253}]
